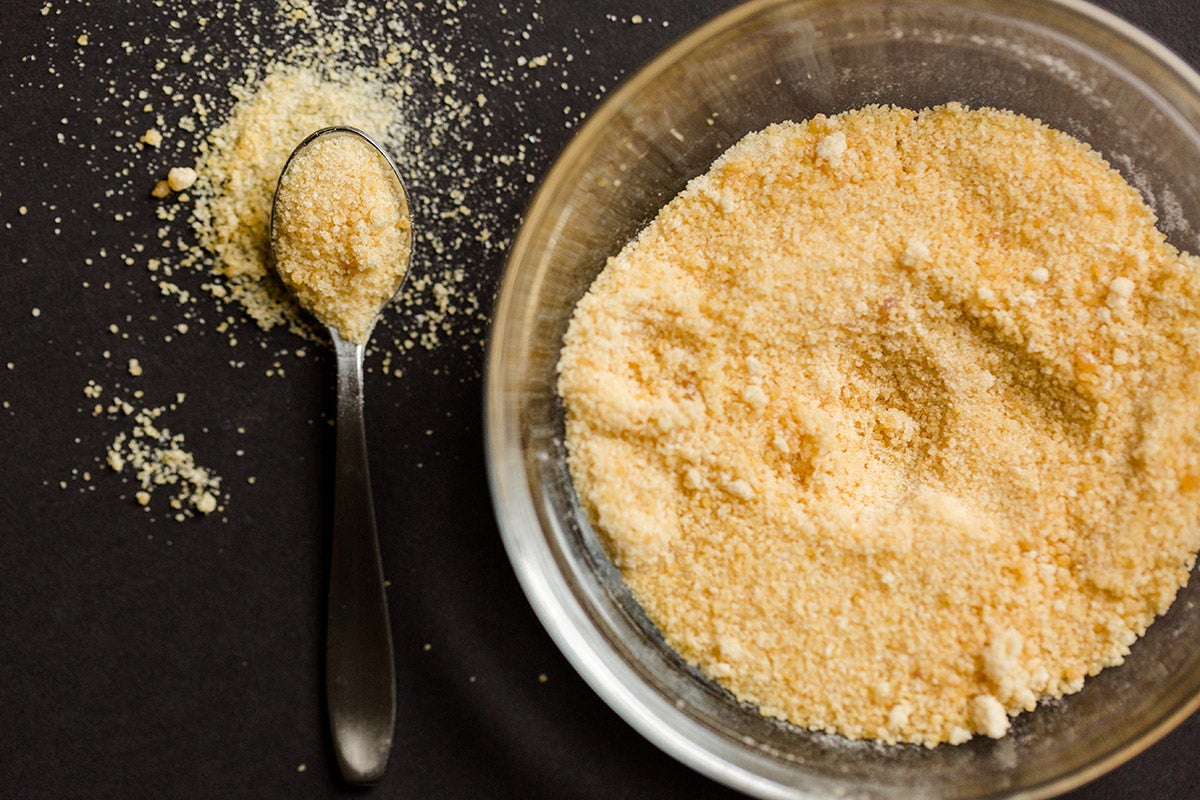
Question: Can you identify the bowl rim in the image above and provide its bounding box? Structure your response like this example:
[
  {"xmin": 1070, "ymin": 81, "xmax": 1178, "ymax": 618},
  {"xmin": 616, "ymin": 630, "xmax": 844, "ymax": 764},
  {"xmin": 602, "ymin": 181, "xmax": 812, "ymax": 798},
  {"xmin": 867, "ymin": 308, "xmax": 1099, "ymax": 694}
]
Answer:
[{"xmin": 484, "ymin": 0, "xmax": 1200, "ymax": 797}]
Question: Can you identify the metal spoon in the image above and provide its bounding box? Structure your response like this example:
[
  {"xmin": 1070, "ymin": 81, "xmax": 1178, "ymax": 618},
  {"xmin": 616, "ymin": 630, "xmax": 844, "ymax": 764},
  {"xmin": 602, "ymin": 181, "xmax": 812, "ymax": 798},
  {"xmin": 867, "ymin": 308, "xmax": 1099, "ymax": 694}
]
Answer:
[{"xmin": 269, "ymin": 126, "xmax": 412, "ymax": 786}]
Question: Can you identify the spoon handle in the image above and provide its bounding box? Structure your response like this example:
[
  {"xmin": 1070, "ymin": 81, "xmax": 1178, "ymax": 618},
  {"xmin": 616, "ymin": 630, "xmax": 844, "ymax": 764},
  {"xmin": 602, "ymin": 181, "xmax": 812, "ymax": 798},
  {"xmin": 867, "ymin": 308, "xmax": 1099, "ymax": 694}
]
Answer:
[{"xmin": 327, "ymin": 334, "xmax": 396, "ymax": 785}]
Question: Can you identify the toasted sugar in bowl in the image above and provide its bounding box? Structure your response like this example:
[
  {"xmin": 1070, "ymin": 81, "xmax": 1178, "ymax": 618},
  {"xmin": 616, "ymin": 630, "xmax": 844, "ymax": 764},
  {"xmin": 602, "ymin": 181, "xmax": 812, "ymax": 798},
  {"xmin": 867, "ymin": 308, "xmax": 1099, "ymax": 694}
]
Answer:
[{"xmin": 486, "ymin": 1, "xmax": 1200, "ymax": 797}]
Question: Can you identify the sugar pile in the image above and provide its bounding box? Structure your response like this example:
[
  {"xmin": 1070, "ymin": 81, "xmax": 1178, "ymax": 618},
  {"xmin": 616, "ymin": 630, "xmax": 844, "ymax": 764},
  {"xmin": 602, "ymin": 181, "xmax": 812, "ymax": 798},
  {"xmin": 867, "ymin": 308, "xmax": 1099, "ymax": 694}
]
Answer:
[
  {"xmin": 560, "ymin": 104, "xmax": 1200, "ymax": 746},
  {"xmin": 17, "ymin": 0, "xmax": 636, "ymax": 519}
]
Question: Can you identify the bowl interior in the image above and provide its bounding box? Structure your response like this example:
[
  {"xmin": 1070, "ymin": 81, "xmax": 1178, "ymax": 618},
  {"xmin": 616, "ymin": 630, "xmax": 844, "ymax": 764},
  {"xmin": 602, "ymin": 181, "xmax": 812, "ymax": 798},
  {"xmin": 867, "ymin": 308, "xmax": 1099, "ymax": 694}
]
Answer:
[{"xmin": 487, "ymin": 1, "xmax": 1200, "ymax": 797}]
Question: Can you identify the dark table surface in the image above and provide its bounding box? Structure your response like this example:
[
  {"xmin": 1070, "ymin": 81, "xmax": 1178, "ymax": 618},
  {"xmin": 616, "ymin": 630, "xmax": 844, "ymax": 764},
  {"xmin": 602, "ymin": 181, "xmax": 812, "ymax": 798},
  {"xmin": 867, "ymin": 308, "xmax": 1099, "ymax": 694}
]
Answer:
[{"xmin": 3, "ymin": 1, "xmax": 1200, "ymax": 798}]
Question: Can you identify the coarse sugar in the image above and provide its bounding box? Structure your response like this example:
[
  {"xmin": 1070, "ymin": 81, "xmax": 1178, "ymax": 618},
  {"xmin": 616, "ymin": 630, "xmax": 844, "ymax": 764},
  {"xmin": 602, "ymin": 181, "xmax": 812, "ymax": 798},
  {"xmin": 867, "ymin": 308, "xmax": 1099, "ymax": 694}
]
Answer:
[
  {"xmin": 558, "ymin": 103, "xmax": 1200, "ymax": 747},
  {"xmin": 271, "ymin": 130, "xmax": 412, "ymax": 344}
]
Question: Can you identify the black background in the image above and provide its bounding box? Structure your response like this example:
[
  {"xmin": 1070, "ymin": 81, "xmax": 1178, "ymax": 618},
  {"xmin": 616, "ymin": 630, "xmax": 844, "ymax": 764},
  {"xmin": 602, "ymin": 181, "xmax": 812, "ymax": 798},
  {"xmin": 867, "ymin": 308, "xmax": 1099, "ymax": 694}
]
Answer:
[{"xmin": 2, "ymin": 1, "xmax": 1199, "ymax": 798}]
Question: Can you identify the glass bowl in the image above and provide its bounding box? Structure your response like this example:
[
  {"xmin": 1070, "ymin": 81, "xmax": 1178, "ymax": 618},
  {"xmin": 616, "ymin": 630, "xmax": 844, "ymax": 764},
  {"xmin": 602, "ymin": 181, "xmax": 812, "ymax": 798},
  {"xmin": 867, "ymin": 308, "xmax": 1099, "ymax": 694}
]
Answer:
[{"xmin": 484, "ymin": 1, "xmax": 1200, "ymax": 797}]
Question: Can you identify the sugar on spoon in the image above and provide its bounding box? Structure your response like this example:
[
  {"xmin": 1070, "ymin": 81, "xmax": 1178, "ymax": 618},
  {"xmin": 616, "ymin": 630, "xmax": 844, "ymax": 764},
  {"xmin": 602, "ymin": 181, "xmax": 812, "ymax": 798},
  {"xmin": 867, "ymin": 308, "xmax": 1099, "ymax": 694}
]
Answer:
[{"xmin": 269, "ymin": 126, "xmax": 413, "ymax": 785}]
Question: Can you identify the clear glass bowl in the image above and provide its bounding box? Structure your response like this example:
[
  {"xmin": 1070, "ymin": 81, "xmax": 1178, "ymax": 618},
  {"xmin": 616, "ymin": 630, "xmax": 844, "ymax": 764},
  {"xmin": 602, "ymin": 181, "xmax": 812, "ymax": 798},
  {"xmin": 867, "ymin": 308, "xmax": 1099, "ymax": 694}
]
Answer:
[{"xmin": 484, "ymin": 1, "xmax": 1200, "ymax": 797}]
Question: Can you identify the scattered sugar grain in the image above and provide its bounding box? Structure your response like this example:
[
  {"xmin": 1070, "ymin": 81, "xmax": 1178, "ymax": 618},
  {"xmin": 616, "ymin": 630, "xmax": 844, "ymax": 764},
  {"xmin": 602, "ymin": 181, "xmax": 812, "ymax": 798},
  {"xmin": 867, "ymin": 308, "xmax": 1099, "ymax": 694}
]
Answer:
[
  {"xmin": 104, "ymin": 403, "xmax": 223, "ymax": 519},
  {"xmin": 166, "ymin": 166, "xmax": 197, "ymax": 192},
  {"xmin": 30, "ymin": 0, "xmax": 604, "ymax": 524}
]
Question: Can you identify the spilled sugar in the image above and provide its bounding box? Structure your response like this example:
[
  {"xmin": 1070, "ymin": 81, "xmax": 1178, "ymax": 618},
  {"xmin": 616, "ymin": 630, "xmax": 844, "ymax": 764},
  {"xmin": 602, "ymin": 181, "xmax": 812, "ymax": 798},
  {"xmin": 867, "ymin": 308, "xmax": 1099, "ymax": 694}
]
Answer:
[
  {"xmin": 145, "ymin": 4, "xmax": 516, "ymax": 364},
  {"xmin": 105, "ymin": 402, "xmax": 223, "ymax": 521},
  {"xmin": 8, "ymin": 0, "xmax": 680, "ymax": 522},
  {"xmin": 76, "ymin": 379, "xmax": 225, "ymax": 521},
  {"xmin": 190, "ymin": 64, "xmax": 407, "ymax": 340}
]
